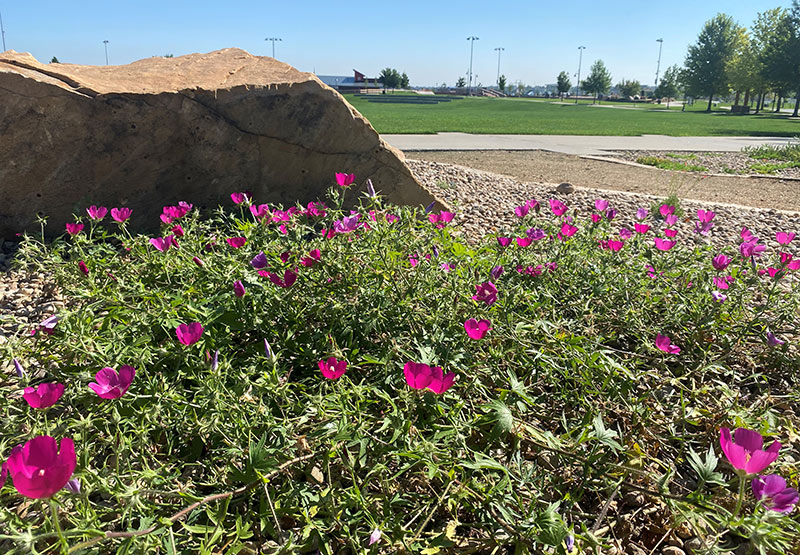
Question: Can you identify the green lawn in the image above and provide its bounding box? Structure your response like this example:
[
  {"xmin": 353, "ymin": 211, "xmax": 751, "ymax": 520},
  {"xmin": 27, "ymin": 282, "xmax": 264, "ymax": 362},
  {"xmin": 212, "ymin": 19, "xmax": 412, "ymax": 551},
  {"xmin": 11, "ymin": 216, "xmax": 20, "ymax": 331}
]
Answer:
[{"xmin": 344, "ymin": 95, "xmax": 800, "ymax": 136}]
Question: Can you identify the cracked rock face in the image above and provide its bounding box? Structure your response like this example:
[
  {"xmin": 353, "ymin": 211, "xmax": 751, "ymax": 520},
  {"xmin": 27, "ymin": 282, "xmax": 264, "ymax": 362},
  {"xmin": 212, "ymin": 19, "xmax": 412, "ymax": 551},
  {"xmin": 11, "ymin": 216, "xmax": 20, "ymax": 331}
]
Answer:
[{"xmin": 0, "ymin": 48, "xmax": 440, "ymax": 238}]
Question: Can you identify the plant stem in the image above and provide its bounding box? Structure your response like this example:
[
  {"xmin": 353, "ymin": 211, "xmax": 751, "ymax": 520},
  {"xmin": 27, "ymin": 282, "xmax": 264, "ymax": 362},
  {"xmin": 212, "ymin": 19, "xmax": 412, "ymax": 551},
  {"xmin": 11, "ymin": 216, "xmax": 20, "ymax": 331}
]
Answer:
[
  {"xmin": 731, "ymin": 472, "xmax": 747, "ymax": 523},
  {"xmin": 50, "ymin": 499, "xmax": 69, "ymax": 554}
]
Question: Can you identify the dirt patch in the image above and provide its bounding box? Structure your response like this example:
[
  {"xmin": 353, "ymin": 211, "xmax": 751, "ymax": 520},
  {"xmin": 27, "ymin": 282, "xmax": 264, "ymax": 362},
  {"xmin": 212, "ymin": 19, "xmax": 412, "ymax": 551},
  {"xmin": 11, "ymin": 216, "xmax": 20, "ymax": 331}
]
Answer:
[{"xmin": 407, "ymin": 150, "xmax": 800, "ymax": 213}]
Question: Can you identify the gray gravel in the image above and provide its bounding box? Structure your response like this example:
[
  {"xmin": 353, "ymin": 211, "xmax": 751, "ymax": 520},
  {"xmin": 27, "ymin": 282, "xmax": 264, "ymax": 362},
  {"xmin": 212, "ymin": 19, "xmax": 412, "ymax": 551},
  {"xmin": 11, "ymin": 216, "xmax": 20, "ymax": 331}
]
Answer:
[
  {"xmin": 407, "ymin": 158, "xmax": 800, "ymax": 251},
  {"xmin": 611, "ymin": 150, "xmax": 800, "ymax": 179}
]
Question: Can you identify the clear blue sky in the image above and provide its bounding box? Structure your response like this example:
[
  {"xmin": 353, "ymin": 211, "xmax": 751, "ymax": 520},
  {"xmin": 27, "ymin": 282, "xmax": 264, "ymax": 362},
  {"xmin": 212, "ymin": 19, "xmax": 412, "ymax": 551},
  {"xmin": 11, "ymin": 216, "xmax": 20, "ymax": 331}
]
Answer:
[{"xmin": 0, "ymin": 0, "xmax": 792, "ymax": 87}]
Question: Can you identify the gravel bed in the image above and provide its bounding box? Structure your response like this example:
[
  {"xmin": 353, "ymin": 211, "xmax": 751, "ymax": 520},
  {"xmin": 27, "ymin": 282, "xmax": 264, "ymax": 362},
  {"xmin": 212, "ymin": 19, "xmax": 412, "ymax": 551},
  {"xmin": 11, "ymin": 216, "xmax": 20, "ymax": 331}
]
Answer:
[
  {"xmin": 611, "ymin": 150, "xmax": 800, "ymax": 179},
  {"xmin": 407, "ymin": 158, "xmax": 800, "ymax": 251}
]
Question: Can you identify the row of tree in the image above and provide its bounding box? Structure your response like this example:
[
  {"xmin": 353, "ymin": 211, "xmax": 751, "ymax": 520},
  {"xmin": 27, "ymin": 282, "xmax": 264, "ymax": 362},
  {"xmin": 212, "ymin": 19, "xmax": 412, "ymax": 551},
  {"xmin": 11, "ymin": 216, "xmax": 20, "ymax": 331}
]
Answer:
[
  {"xmin": 378, "ymin": 68, "xmax": 409, "ymax": 91},
  {"xmin": 550, "ymin": 1, "xmax": 799, "ymax": 114}
]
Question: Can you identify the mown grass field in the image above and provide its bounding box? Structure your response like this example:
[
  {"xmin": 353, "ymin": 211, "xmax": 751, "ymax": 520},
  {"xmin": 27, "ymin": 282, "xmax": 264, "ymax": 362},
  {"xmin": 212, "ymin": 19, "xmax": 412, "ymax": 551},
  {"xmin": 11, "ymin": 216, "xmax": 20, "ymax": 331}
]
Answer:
[{"xmin": 344, "ymin": 95, "xmax": 800, "ymax": 136}]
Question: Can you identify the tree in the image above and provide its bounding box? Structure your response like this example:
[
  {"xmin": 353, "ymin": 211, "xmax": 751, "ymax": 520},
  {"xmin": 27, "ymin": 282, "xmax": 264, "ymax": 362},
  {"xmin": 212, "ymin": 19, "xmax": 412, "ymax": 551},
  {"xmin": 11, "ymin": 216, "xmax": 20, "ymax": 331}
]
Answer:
[
  {"xmin": 760, "ymin": 2, "xmax": 800, "ymax": 116},
  {"xmin": 581, "ymin": 60, "xmax": 612, "ymax": 103},
  {"xmin": 378, "ymin": 68, "xmax": 401, "ymax": 91},
  {"xmin": 556, "ymin": 71, "xmax": 571, "ymax": 99},
  {"xmin": 655, "ymin": 65, "xmax": 681, "ymax": 106},
  {"xmin": 455, "ymin": 76, "xmax": 467, "ymax": 88},
  {"xmin": 400, "ymin": 72, "xmax": 409, "ymax": 89},
  {"xmin": 617, "ymin": 79, "xmax": 642, "ymax": 98},
  {"xmin": 726, "ymin": 28, "xmax": 759, "ymax": 109},
  {"xmin": 751, "ymin": 8, "xmax": 788, "ymax": 113},
  {"xmin": 682, "ymin": 14, "xmax": 744, "ymax": 111},
  {"xmin": 498, "ymin": 74, "xmax": 507, "ymax": 93},
  {"xmin": 50, "ymin": 56, "xmax": 60, "ymax": 64}
]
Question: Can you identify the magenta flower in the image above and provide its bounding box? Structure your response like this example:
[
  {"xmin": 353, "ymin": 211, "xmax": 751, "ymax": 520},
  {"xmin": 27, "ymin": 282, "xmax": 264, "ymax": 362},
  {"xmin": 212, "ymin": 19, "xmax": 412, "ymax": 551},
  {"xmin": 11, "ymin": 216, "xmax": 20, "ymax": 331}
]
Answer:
[
  {"xmin": 64, "ymin": 477, "xmax": 81, "ymax": 494},
  {"xmin": 22, "ymin": 383, "xmax": 65, "ymax": 409},
  {"xmin": 766, "ymin": 331, "xmax": 784, "ymax": 347},
  {"xmin": 267, "ymin": 269, "xmax": 297, "ymax": 288},
  {"xmin": 110, "ymin": 207, "xmax": 132, "ymax": 223},
  {"xmin": 226, "ymin": 237, "xmax": 247, "ymax": 249},
  {"xmin": 89, "ymin": 365, "xmax": 135, "ymax": 399},
  {"xmin": 606, "ymin": 240, "xmax": 624, "ymax": 252},
  {"xmin": 636, "ymin": 207, "xmax": 649, "ymax": 220},
  {"xmin": 335, "ymin": 172, "xmax": 356, "ymax": 187},
  {"xmin": 591, "ymin": 213, "xmax": 602, "ymax": 224},
  {"xmin": 514, "ymin": 204, "xmax": 530, "ymax": 218},
  {"xmin": 301, "ymin": 249, "xmax": 322, "ymax": 267},
  {"xmin": 549, "ymin": 199, "xmax": 568, "ymax": 216},
  {"xmin": 5, "ymin": 436, "xmax": 76, "ymax": 499},
  {"xmin": 516, "ymin": 237, "xmax": 533, "ymax": 247},
  {"xmin": 490, "ymin": 265, "xmax": 504, "ymax": 279},
  {"xmin": 176, "ymin": 322, "xmax": 204, "ymax": 346},
  {"xmin": 711, "ymin": 291, "xmax": 727, "ymax": 303},
  {"xmin": 664, "ymin": 214, "xmax": 678, "ymax": 227},
  {"xmin": 192, "ymin": 256, "xmax": 204, "ymax": 268},
  {"xmin": 712, "ymin": 254, "xmax": 730, "ymax": 271},
  {"xmin": 233, "ymin": 280, "xmax": 246, "ymax": 297},
  {"xmin": 170, "ymin": 225, "xmax": 184, "ymax": 238},
  {"xmin": 497, "ymin": 237, "xmax": 511, "ymax": 247},
  {"xmin": 740, "ymin": 240, "xmax": 765, "ymax": 259},
  {"xmin": 655, "ymin": 334, "xmax": 680, "ymax": 354},
  {"xmin": 605, "ymin": 208, "xmax": 617, "ymax": 221},
  {"xmin": 560, "ymin": 222, "xmax": 578, "ymax": 237},
  {"xmin": 250, "ymin": 204, "xmax": 270, "ymax": 219},
  {"xmin": 65, "ymin": 223, "xmax": 84, "ymax": 236},
  {"xmin": 149, "ymin": 237, "xmax": 171, "ymax": 252},
  {"xmin": 659, "ymin": 204, "xmax": 675, "ymax": 217},
  {"xmin": 428, "ymin": 211, "xmax": 455, "ymax": 228},
  {"xmin": 318, "ymin": 357, "xmax": 347, "ymax": 380},
  {"xmin": 527, "ymin": 228, "xmax": 546, "ymax": 240},
  {"xmin": 472, "ymin": 281, "xmax": 498, "ymax": 306},
  {"xmin": 427, "ymin": 366, "xmax": 455, "ymax": 394},
  {"xmin": 634, "ymin": 223, "xmax": 650, "ymax": 234},
  {"xmin": 334, "ymin": 214, "xmax": 360, "ymax": 233},
  {"xmin": 741, "ymin": 227, "xmax": 754, "ymax": 241},
  {"xmin": 720, "ymin": 428, "xmax": 781, "ymax": 475},
  {"xmin": 31, "ymin": 315, "xmax": 59, "ymax": 337},
  {"xmin": 230, "ymin": 192, "xmax": 251, "ymax": 204},
  {"xmin": 697, "ymin": 209, "xmax": 716, "ymax": 223},
  {"xmin": 594, "ymin": 198, "xmax": 609, "ymax": 212},
  {"xmin": 694, "ymin": 221, "xmax": 714, "ymax": 235},
  {"xmin": 776, "ymin": 232, "xmax": 795, "ymax": 245},
  {"xmin": 78, "ymin": 260, "xmax": 89, "ymax": 276},
  {"xmin": 368, "ymin": 528, "xmax": 382, "ymax": 546},
  {"xmin": 404, "ymin": 361, "xmax": 433, "ymax": 390},
  {"xmin": 752, "ymin": 475, "xmax": 799, "ymax": 513},
  {"xmin": 13, "ymin": 358, "xmax": 25, "ymax": 378},
  {"xmin": 464, "ymin": 318, "xmax": 491, "ymax": 340},
  {"xmin": 654, "ymin": 238, "xmax": 676, "ymax": 251},
  {"xmin": 250, "ymin": 251, "xmax": 268, "ymax": 269},
  {"xmin": 664, "ymin": 228, "xmax": 678, "ymax": 238},
  {"xmin": 713, "ymin": 275, "xmax": 733, "ymax": 290},
  {"xmin": 619, "ymin": 228, "xmax": 633, "ymax": 240},
  {"xmin": 86, "ymin": 205, "xmax": 108, "ymax": 221}
]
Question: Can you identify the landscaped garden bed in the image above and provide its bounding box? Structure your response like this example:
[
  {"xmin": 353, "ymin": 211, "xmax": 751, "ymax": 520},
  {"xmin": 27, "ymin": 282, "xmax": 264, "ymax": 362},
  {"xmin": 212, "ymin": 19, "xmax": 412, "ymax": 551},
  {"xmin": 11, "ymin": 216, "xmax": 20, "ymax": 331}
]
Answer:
[{"xmin": 1, "ymin": 175, "xmax": 799, "ymax": 553}]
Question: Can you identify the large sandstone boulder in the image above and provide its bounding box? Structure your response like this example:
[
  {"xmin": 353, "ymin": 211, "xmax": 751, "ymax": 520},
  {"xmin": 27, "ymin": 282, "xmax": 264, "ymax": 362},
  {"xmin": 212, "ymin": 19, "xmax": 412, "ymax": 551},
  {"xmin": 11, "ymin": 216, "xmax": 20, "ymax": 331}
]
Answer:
[{"xmin": 0, "ymin": 49, "xmax": 441, "ymax": 237}]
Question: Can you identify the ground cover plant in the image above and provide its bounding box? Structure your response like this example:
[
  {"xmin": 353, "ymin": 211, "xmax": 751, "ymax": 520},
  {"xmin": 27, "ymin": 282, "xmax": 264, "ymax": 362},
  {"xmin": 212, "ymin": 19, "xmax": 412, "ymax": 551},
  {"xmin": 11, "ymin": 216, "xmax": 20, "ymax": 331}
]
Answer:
[
  {"xmin": 635, "ymin": 156, "xmax": 709, "ymax": 172},
  {"xmin": 345, "ymin": 95, "xmax": 800, "ymax": 137},
  {"xmin": 1, "ymin": 179, "xmax": 800, "ymax": 553}
]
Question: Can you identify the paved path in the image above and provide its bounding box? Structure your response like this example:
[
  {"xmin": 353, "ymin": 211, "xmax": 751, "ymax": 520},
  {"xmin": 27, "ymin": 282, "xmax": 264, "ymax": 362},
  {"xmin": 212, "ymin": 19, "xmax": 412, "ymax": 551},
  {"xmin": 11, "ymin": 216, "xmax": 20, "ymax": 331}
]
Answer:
[{"xmin": 382, "ymin": 133, "xmax": 796, "ymax": 156}]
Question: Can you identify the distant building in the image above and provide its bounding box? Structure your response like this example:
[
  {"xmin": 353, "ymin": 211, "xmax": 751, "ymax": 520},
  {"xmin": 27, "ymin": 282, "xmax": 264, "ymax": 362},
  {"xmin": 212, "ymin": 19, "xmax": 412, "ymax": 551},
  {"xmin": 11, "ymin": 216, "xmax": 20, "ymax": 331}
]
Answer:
[{"xmin": 316, "ymin": 70, "xmax": 382, "ymax": 92}]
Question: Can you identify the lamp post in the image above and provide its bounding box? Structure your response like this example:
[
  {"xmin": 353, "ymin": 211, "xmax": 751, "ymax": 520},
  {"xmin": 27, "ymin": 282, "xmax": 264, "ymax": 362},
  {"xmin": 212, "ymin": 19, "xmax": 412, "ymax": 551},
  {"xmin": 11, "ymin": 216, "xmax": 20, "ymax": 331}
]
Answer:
[
  {"xmin": 575, "ymin": 46, "xmax": 585, "ymax": 104},
  {"xmin": 103, "ymin": 40, "xmax": 109, "ymax": 65},
  {"xmin": 265, "ymin": 37, "xmax": 282, "ymax": 58},
  {"xmin": 494, "ymin": 47, "xmax": 504, "ymax": 88},
  {"xmin": 467, "ymin": 36, "xmax": 479, "ymax": 96},
  {"xmin": 654, "ymin": 38, "xmax": 664, "ymax": 89},
  {"xmin": 0, "ymin": 10, "xmax": 6, "ymax": 51}
]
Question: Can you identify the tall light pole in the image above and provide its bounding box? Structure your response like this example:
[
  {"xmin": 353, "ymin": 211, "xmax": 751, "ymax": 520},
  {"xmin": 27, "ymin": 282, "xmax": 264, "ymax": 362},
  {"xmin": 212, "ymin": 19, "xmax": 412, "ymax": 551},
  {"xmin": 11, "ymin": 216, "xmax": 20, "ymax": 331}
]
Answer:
[
  {"xmin": 467, "ymin": 36, "xmax": 479, "ymax": 96},
  {"xmin": 494, "ymin": 47, "xmax": 504, "ymax": 88},
  {"xmin": 103, "ymin": 40, "xmax": 109, "ymax": 65},
  {"xmin": 265, "ymin": 37, "xmax": 282, "ymax": 58},
  {"xmin": 654, "ymin": 38, "xmax": 664, "ymax": 89},
  {"xmin": 575, "ymin": 46, "xmax": 586, "ymax": 104},
  {"xmin": 0, "ymin": 10, "xmax": 6, "ymax": 51}
]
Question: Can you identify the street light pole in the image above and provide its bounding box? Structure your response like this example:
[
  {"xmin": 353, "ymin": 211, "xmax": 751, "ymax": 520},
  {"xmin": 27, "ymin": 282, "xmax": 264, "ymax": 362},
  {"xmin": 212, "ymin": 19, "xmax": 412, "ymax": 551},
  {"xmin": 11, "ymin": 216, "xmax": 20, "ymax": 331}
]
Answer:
[
  {"xmin": 0, "ymin": 10, "xmax": 6, "ymax": 51},
  {"xmin": 265, "ymin": 37, "xmax": 282, "ymax": 58},
  {"xmin": 654, "ymin": 38, "xmax": 664, "ymax": 89},
  {"xmin": 575, "ymin": 46, "xmax": 586, "ymax": 104},
  {"xmin": 103, "ymin": 40, "xmax": 109, "ymax": 65},
  {"xmin": 494, "ymin": 47, "xmax": 504, "ymax": 88},
  {"xmin": 467, "ymin": 36, "xmax": 479, "ymax": 96}
]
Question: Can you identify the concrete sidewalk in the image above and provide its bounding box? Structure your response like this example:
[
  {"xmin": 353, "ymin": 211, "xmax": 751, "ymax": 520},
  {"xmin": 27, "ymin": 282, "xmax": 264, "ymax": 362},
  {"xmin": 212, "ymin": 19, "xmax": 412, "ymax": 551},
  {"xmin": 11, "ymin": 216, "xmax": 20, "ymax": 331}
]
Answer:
[{"xmin": 382, "ymin": 133, "xmax": 796, "ymax": 156}]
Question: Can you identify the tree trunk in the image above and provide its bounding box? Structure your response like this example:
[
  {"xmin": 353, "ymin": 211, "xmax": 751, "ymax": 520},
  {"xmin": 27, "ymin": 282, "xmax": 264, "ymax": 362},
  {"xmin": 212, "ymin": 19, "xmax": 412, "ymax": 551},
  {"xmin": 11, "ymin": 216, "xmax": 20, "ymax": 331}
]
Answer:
[
  {"xmin": 733, "ymin": 91, "xmax": 740, "ymax": 108},
  {"xmin": 793, "ymin": 91, "xmax": 800, "ymax": 117},
  {"xmin": 743, "ymin": 90, "xmax": 749, "ymax": 108},
  {"xmin": 775, "ymin": 94, "xmax": 782, "ymax": 112},
  {"xmin": 706, "ymin": 93, "xmax": 713, "ymax": 112}
]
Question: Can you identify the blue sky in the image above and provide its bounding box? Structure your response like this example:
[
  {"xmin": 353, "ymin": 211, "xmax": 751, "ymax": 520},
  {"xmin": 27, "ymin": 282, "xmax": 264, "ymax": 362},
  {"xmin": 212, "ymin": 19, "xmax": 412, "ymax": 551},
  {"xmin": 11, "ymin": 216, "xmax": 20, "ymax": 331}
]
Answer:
[{"xmin": 1, "ymin": 1, "xmax": 792, "ymax": 87}]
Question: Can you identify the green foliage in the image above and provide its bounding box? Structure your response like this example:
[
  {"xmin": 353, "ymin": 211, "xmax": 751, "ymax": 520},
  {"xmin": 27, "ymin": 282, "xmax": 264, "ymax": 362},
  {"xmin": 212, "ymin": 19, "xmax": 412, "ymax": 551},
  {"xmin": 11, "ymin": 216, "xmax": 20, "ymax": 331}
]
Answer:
[
  {"xmin": 636, "ymin": 155, "xmax": 708, "ymax": 172},
  {"xmin": 743, "ymin": 139, "xmax": 800, "ymax": 162},
  {"xmin": 650, "ymin": 193, "xmax": 685, "ymax": 217},
  {"xmin": 581, "ymin": 60, "xmax": 612, "ymax": 102},
  {"xmin": 655, "ymin": 65, "xmax": 681, "ymax": 102},
  {"xmin": 2, "ymin": 184, "xmax": 799, "ymax": 552},
  {"xmin": 50, "ymin": 56, "xmax": 59, "ymax": 64},
  {"xmin": 557, "ymin": 71, "xmax": 572, "ymax": 97},
  {"xmin": 682, "ymin": 14, "xmax": 745, "ymax": 109},
  {"xmin": 455, "ymin": 76, "xmax": 466, "ymax": 87},
  {"xmin": 617, "ymin": 79, "xmax": 641, "ymax": 98},
  {"xmin": 379, "ymin": 67, "xmax": 401, "ymax": 90},
  {"xmin": 747, "ymin": 160, "xmax": 800, "ymax": 173},
  {"xmin": 400, "ymin": 72, "xmax": 410, "ymax": 89},
  {"xmin": 498, "ymin": 74, "xmax": 507, "ymax": 93}
]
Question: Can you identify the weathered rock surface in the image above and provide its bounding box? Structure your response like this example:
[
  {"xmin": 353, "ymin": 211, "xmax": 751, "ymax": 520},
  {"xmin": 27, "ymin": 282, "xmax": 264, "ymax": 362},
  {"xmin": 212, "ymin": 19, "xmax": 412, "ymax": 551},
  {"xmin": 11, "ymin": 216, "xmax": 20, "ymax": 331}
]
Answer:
[{"xmin": 0, "ymin": 48, "xmax": 440, "ymax": 237}]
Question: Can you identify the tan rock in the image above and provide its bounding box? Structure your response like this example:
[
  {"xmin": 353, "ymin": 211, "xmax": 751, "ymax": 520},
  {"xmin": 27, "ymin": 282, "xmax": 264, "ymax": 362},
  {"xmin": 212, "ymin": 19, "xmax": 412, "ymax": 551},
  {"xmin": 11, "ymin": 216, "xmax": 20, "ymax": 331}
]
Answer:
[{"xmin": 0, "ymin": 49, "xmax": 442, "ymax": 237}]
